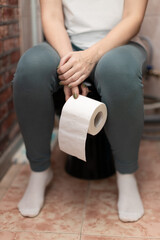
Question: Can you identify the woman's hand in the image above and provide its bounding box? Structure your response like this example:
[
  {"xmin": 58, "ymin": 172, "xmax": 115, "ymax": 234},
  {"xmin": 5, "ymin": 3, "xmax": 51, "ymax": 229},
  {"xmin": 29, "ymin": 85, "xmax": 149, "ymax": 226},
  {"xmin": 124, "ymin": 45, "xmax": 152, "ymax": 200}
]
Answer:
[{"xmin": 57, "ymin": 49, "xmax": 97, "ymax": 88}]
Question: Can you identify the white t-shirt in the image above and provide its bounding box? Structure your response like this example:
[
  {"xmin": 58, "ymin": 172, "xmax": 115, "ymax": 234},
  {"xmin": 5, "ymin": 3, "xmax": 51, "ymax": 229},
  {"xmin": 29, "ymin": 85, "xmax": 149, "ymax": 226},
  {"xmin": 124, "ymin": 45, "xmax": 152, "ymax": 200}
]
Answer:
[{"xmin": 62, "ymin": 0, "xmax": 145, "ymax": 50}]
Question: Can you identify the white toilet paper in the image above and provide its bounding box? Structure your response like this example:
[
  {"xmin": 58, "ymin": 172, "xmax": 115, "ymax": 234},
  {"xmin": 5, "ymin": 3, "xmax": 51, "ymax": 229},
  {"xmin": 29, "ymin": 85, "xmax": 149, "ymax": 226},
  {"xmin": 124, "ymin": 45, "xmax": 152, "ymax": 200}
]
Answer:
[{"xmin": 58, "ymin": 95, "xmax": 107, "ymax": 161}]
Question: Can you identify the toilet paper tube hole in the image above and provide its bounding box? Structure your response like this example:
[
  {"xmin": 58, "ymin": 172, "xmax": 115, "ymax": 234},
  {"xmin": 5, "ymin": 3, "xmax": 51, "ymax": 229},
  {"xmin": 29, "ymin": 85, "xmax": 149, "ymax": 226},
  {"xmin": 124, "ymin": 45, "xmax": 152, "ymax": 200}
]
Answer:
[{"xmin": 94, "ymin": 111, "xmax": 103, "ymax": 128}]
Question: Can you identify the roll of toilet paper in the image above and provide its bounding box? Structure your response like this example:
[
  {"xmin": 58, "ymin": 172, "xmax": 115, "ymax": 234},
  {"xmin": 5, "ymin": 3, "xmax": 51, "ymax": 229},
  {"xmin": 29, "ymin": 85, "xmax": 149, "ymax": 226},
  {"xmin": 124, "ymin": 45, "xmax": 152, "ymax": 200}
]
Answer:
[{"xmin": 58, "ymin": 95, "xmax": 107, "ymax": 161}]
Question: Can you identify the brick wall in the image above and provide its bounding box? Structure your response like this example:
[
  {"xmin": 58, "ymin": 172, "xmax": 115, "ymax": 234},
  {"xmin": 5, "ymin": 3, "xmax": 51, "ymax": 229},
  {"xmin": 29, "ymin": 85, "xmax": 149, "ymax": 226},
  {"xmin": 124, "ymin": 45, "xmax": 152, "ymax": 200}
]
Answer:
[{"xmin": 0, "ymin": 0, "xmax": 20, "ymax": 156}]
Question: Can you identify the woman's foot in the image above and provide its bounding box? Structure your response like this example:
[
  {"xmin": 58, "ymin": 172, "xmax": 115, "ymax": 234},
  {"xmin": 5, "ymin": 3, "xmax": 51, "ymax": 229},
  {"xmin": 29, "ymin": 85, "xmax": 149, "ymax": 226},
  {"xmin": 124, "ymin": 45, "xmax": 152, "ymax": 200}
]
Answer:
[
  {"xmin": 17, "ymin": 166, "xmax": 53, "ymax": 217},
  {"xmin": 116, "ymin": 171, "xmax": 144, "ymax": 222}
]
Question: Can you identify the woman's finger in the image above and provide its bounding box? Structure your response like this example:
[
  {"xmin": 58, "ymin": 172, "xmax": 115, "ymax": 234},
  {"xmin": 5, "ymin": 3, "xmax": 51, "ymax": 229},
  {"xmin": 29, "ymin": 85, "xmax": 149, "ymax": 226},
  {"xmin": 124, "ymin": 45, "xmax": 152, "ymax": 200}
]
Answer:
[
  {"xmin": 58, "ymin": 52, "xmax": 78, "ymax": 75},
  {"xmin": 59, "ymin": 52, "xmax": 72, "ymax": 67},
  {"xmin": 63, "ymin": 85, "xmax": 72, "ymax": 101},
  {"xmin": 57, "ymin": 57, "xmax": 74, "ymax": 75},
  {"xmin": 58, "ymin": 66, "xmax": 75, "ymax": 81},
  {"xmin": 59, "ymin": 71, "xmax": 82, "ymax": 85},
  {"xmin": 81, "ymin": 83, "xmax": 90, "ymax": 96},
  {"xmin": 72, "ymin": 86, "xmax": 79, "ymax": 99},
  {"xmin": 68, "ymin": 75, "xmax": 86, "ymax": 88}
]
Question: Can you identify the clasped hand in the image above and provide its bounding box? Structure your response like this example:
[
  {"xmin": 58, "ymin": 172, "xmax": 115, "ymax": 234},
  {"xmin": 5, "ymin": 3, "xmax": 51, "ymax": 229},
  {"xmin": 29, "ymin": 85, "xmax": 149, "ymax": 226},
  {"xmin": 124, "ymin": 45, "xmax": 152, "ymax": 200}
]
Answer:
[{"xmin": 57, "ymin": 50, "xmax": 96, "ymax": 101}]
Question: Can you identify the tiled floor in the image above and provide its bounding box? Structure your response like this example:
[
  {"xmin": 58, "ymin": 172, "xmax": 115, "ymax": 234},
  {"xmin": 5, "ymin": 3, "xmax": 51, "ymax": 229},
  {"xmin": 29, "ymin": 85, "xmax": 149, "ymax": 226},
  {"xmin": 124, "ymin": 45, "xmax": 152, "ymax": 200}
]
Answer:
[{"xmin": 0, "ymin": 140, "xmax": 160, "ymax": 240}]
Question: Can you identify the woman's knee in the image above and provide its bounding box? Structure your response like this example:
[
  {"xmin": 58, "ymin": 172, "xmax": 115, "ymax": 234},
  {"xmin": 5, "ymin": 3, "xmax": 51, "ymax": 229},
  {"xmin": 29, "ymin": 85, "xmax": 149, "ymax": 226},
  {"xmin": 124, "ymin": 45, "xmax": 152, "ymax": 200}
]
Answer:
[
  {"xmin": 95, "ymin": 46, "xmax": 144, "ymax": 98},
  {"xmin": 13, "ymin": 43, "xmax": 60, "ymax": 92}
]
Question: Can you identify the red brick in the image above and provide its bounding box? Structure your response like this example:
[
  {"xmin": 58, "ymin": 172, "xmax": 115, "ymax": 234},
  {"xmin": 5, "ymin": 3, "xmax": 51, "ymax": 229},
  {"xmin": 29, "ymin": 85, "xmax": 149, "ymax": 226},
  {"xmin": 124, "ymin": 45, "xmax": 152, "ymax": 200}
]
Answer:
[
  {"xmin": 0, "ymin": 74, "xmax": 4, "ymax": 88},
  {"xmin": 1, "ymin": 54, "xmax": 10, "ymax": 69},
  {"xmin": 8, "ymin": 23, "xmax": 19, "ymax": 36},
  {"xmin": 2, "ymin": 7, "xmax": 16, "ymax": 21},
  {"xmin": 0, "ymin": 0, "xmax": 8, "ymax": 5},
  {"xmin": 10, "ymin": 49, "xmax": 20, "ymax": 63},
  {"xmin": 0, "ymin": 25, "xmax": 9, "ymax": 39},
  {"xmin": 4, "ymin": 71, "xmax": 12, "ymax": 84},
  {"xmin": 0, "ymin": 9, "xmax": 3, "ymax": 24},
  {"xmin": 0, "ymin": 86, "xmax": 12, "ymax": 104},
  {"xmin": 0, "ymin": 26, "xmax": 4, "ymax": 38},
  {"xmin": 3, "ymin": 38, "xmax": 19, "ymax": 52},
  {"xmin": 8, "ymin": 98, "xmax": 14, "ymax": 111},
  {"xmin": 0, "ymin": 40, "xmax": 3, "ymax": 55},
  {"xmin": 0, "ymin": 1, "xmax": 19, "ymax": 155},
  {"xmin": 0, "ymin": 103, "xmax": 8, "ymax": 119},
  {"xmin": 1, "ymin": 111, "xmax": 16, "ymax": 135},
  {"xmin": 8, "ymin": 0, "xmax": 18, "ymax": 5},
  {"xmin": 4, "ymin": 69, "xmax": 15, "ymax": 84},
  {"xmin": 0, "ymin": 17, "xmax": 19, "ymax": 39}
]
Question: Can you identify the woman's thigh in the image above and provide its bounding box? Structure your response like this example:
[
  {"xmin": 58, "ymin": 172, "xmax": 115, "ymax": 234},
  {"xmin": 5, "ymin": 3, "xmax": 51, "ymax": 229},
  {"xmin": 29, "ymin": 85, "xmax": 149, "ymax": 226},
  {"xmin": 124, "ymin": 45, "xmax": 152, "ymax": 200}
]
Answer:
[
  {"xmin": 13, "ymin": 41, "xmax": 61, "ymax": 94},
  {"xmin": 91, "ymin": 42, "xmax": 147, "ymax": 101}
]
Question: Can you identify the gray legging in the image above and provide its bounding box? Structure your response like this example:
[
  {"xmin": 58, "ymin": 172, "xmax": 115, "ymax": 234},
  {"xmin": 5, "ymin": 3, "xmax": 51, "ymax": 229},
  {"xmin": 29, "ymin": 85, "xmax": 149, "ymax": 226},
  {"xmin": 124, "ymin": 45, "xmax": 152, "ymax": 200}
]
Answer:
[{"xmin": 12, "ymin": 41, "xmax": 147, "ymax": 173}]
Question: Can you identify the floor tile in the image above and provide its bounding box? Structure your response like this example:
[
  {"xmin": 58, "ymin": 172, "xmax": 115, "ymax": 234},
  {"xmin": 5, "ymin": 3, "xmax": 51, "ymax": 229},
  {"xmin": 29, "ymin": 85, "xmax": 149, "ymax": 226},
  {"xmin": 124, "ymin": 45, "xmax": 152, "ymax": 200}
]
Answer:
[
  {"xmin": 81, "ymin": 141, "xmax": 160, "ymax": 238},
  {"xmin": 46, "ymin": 164, "xmax": 89, "ymax": 203},
  {"xmin": 0, "ymin": 187, "xmax": 8, "ymax": 201},
  {"xmin": 0, "ymin": 231, "xmax": 80, "ymax": 240},
  {"xmin": 16, "ymin": 232, "xmax": 80, "ymax": 240},
  {"xmin": 0, "ymin": 231, "xmax": 16, "ymax": 240},
  {"xmin": 0, "ymin": 157, "xmax": 89, "ymax": 234},
  {"xmin": 0, "ymin": 197, "xmax": 84, "ymax": 233},
  {"xmin": 81, "ymin": 188, "xmax": 155, "ymax": 238},
  {"xmin": 10, "ymin": 164, "xmax": 33, "ymax": 189},
  {"xmin": 137, "ymin": 141, "xmax": 160, "ymax": 182},
  {"xmin": 0, "ymin": 164, "xmax": 22, "ymax": 188},
  {"xmin": 81, "ymin": 236, "xmax": 154, "ymax": 240},
  {"xmin": 89, "ymin": 175, "xmax": 117, "ymax": 192},
  {"xmin": 0, "ymin": 140, "xmax": 160, "ymax": 239},
  {"xmin": 0, "ymin": 189, "xmax": 86, "ymax": 233}
]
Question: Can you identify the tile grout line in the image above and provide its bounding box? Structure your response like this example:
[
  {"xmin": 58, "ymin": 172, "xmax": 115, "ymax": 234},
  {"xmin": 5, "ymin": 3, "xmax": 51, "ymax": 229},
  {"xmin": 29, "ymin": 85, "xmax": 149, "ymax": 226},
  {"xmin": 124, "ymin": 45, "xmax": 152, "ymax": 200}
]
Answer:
[
  {"xmin": 79, "ymin": 233, "xmax": 160, "ymax": 239},
  {"xmin": 79, "ymin": 180, "xmax": 91, "ymax": 240},
  {"xmin": 0, "ymin": 230, "xmax": 81, "ymax": 236}
]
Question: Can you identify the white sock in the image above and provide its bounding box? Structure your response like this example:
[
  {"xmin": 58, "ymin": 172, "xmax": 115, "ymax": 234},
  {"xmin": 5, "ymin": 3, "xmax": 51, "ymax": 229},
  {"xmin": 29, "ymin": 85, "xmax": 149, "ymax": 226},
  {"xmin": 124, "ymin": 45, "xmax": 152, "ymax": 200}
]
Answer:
[
  {"xmin": 17, "ymin": 166, "xmax": 53, "ymax": 217},
  {"xmin": 117, "ymin": 171, "xmax": 144, "ymax": 222}
]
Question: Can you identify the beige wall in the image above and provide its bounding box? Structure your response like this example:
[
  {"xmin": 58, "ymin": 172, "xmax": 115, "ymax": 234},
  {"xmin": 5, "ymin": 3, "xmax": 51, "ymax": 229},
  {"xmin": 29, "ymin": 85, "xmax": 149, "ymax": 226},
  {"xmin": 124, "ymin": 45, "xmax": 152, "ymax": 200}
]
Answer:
[
  {"xmin": 140, "ymin": 0, "xmax": 160, "ymax": 69},
  {"xmin": 19, "ymin": 0, "xmax": 32, "ymax": 53},
  {"xmin": 19, "ymin": 0, "xmax": 42, "ymax": 54}
]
